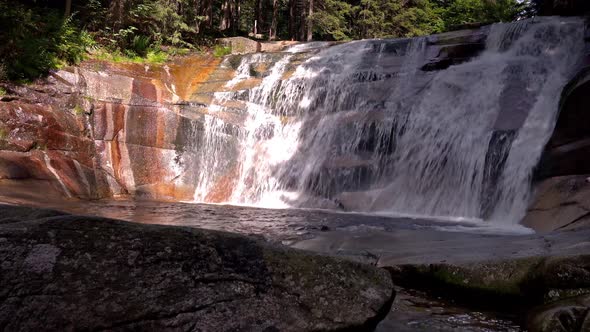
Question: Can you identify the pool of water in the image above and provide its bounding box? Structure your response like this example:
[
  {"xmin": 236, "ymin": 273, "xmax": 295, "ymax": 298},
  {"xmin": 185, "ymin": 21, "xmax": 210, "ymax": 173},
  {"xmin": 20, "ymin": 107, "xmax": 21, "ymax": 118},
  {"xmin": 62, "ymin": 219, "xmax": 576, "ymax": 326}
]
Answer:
[{"xmin": 23, "ymin": 198, "xmax": 531, "ymax": 240}]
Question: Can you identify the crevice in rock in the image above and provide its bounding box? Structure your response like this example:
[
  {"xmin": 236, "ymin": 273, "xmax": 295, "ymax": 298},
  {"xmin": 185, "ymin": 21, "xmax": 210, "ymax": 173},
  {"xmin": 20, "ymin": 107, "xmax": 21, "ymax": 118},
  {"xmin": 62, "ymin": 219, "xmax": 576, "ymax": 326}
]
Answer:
[{"xmin": 556, "ymin": 211, "xmax": 590, "ymax": 230}]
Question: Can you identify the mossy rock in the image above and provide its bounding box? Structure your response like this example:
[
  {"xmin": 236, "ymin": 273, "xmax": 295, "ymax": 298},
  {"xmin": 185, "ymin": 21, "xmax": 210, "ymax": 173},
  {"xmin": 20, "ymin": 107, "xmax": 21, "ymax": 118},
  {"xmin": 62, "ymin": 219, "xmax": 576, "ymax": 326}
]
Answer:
[
  {"xmin": 527, "ymin": 295, "xmax": 590, "ymax": 332},
  {"xmin": 388, "ymin": 255, "xmax": 590, "ymax": 310}
]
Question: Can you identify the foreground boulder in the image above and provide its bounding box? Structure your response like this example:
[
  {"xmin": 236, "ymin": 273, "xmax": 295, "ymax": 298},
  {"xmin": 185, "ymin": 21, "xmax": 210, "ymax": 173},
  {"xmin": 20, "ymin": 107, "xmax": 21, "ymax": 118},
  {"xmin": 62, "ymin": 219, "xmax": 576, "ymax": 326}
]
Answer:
[
  {"xmin": 387, "ymin": 255, "xmax": 590, "ymax": 331},
  {"xmin": 0, "ymin": 205, "xmax": 394, "ymax": 331},
  {"xmin": 388, "ymin": 255, "xmax": 590, "ymax": 304},
  {"xmin": 528, "ymin": 295, "xmax": 590, "ymax": 332}
]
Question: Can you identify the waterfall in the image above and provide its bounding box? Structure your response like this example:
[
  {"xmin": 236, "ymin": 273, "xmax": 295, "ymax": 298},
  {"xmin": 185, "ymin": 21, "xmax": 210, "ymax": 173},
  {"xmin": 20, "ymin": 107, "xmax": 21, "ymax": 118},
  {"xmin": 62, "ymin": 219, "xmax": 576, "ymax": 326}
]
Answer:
[{"xmin": 190, "ymin": 17, "xmax": 585, "ymax": 225}]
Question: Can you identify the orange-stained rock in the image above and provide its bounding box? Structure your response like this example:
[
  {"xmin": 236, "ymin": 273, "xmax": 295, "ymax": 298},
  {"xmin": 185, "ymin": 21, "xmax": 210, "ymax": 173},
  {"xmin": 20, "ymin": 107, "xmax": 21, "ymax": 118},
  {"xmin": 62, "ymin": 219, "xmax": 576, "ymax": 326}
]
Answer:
[
  {"xmin": 0, "ymin": 54, "xmax": 247, "ymax": 202},
  {"xmin": 205, "ymin": 166, "xmax": 239, "ymax": 203}
]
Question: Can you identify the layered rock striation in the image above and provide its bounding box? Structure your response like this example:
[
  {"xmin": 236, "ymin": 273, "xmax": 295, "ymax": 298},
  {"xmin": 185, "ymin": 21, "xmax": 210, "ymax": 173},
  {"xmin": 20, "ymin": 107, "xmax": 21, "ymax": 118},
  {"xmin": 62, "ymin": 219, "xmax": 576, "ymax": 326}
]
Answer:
[{"xmin": 0, "ymin": 27, "xmax": 497, "ymax": 204}]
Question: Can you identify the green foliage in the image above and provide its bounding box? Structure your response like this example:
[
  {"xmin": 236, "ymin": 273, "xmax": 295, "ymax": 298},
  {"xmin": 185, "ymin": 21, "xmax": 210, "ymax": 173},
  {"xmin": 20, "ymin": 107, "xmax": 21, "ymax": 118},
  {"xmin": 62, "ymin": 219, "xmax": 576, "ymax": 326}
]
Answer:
[
  {"xmin": 0, "ymin": 87, "xmax": 6, "ymax": 97},
  {"xmin": 311, "ymin": 0, "xmax": 355, "ymax": 40},
  {"xmin": 110, "ymin": 0, "xmax": 197, "ymax": 48},
  {"xmin": 132, "ymin": 35, "xmax": 152, "ymax": 57},
  {"xmin": 311, "ymin": 0, "xmax": 518, "ymax": 41},
  {"xmin": 354, "ymin": 0, "xmax": 446, "ymax": 39},
  {"xmin": 213, "ymin": 45, "xmax": 232, "ymax": 57},
  {"xmin": 91, "ymin": 47, "xmax": 169, "ymax": 64},
  {"xmin": 0, "ymin": 127, "xmax": 7, "ymax": 140},
  {"xmin": 73, "ymin": 104, "xmax": 85, "ymax": 116},
  {"xmin": 441, "ymin": 0, "xmax": 523, "ymax": 27},
  {"xmin": 0, "ymin": 2, "xmax": 93, "ymax": 80},
  {"xmin": 146, "ymin": 50, "xmax": 169, "ymax": 63},
  {"xmin": 0, "ymin": 0, "xmax": 533, "ymax": 81}
]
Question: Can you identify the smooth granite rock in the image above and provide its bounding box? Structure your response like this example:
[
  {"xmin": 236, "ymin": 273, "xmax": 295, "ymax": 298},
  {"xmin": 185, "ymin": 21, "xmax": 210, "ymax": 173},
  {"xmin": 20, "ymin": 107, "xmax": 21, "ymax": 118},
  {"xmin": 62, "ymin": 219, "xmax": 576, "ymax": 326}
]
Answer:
[{"xmin": 0, "ymin": 204, "xmax": 395, "ymax": 331}]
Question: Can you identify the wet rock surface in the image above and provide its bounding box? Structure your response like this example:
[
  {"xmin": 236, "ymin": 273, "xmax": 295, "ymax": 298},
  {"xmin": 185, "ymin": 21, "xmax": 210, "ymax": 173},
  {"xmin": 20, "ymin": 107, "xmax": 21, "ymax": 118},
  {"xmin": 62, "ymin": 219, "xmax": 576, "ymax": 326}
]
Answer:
[
  {"xmin": 525, "ymin": 20, "xmax": 590, "ymax": 233},
  {"xmin": 0, "ymin": 204, "xmax": 395, "ymax": 331},
  {"xmin": 387, "ymin": 255, "xmax": 590, "ymax": 306},
  {"xmin": 0, "ymin": 23, "xmax": 526, "ymax": 207},
  {"xmin": 384, "ymin": 255, "xmax": 590, "ymax": 331},
  {"xmin": 527, "ymin": 295, "xmax": 590, "ymax": 332},
  {"xmin": 523, "ymin": 175, "xmax": 590, "ymax": 233}
]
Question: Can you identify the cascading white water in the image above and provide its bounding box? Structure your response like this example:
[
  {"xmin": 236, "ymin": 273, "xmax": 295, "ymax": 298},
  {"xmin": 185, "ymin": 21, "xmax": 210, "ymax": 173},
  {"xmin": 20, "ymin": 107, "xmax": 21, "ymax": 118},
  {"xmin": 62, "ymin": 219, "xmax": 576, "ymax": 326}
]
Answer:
[
  {"xmin": 192, "ymin": 115, "xmax": 233, "ymax": 201},
  {"xmin": 191, "ymin": 17, "xmax": 585, "ymax": 225}
]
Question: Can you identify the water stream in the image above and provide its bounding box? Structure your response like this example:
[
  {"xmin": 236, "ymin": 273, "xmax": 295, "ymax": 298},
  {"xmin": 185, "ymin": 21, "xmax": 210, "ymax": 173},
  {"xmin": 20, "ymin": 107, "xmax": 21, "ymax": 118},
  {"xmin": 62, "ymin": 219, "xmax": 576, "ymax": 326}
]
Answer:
[{"xmin": 186, "ymin": 17, "xmax": 585, "ymax": 227}]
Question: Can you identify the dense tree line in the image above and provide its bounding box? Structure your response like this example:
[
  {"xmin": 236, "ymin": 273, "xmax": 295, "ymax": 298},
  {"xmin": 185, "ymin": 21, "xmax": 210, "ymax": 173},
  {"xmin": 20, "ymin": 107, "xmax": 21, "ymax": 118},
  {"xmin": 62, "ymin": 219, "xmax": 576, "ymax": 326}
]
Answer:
[
  {"xmin": 1, "ymin": 0, "xmax": 533, "ymax": 80},
  {"xmin": 61, "ymin": 0, "xmax": 530, "ymax": 41}
]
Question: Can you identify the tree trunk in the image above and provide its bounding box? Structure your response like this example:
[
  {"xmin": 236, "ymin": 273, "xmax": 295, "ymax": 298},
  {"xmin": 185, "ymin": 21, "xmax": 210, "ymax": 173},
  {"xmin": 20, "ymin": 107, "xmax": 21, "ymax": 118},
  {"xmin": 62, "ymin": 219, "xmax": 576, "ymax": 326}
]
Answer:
[
  {"xmin": 289, "ymin": 0, "xmax": 295, "ymax": 40},
  {"xmin": 206, "ymin": 0, "xmax": 213, "ymax": 30},
  {"xmin": 306, "ymin": 0, "xmax": 313, "ymax": 41},
  {"xmin": 234, "ymin": 0, "xmax": 241, "ymax": 35},
  {"xmin": 255, "ymin": 0, "xmax": 263, "ymax": 35},
  {"xmin": 195, "ymin": 0, "xmax": 201, "ymax": 34},
  {"xmin": 220, "ymin": 0, "xmax": 231, "ymax": 31},
  {"xmin": 269, "ymin": 0, "xmax": 278, "ymax": 40},
  {"xmin": 108, "ymin": 0, "xmax": 125, "ymax": 29},
  {"xmin": 65, "ymin": 0, "xmax": 72, "ymax": 17},
  {"xmin": 297, "ymin": 0, "xmax": 305, "ymax": 41}
]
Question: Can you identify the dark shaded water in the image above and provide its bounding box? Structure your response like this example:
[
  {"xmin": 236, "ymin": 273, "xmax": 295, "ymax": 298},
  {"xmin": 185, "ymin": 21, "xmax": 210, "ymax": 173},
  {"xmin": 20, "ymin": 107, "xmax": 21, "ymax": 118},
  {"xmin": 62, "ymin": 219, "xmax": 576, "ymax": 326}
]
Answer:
[{"xmin": 378, "ymin": 288, "xmax": 522, "ymax": 332}]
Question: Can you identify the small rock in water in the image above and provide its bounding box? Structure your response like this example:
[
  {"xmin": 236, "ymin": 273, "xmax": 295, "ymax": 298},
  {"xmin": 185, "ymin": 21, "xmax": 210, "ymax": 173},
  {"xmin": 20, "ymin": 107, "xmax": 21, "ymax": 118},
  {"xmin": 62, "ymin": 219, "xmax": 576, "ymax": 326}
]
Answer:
[{"xmin": 320, "ymin": 225, "xmax": 330, "ymax": 232}]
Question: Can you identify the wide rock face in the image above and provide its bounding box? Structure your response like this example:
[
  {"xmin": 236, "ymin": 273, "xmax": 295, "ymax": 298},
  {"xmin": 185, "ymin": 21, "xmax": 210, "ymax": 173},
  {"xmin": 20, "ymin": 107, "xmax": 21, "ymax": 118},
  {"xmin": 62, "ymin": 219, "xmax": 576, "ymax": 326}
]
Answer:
[
  {"xmin": 2, "ymin": 20, "xmax": 588, "ymax": 226},
  {"xmin": 0, "ymin": 79, "xmax": 110, "ymax": 200},
  {"xmin": 524, "ymin": 20, "xmax": 590, "ymax": 232},
  {"xmin": 0, "ymin": 26, "xmax": 493, "ymax": 204},
  {"xmin": 0, "ymin": 204, "xmax": 394, "ymax": 331},
  {"xmin": 0, "ymin": 56, "xmax": 237, "ymax": 201}
]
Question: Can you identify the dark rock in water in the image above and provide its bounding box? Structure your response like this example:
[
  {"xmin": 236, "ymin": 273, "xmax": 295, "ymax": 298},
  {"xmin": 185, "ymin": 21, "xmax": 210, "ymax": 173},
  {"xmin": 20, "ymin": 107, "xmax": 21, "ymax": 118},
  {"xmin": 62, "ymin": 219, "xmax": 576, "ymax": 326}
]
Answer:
[
  {"xmin": 0, "ymin": 205, "xmax": 395, "ymax": 331},
  {"xmin": 421, "ymin": 42, "xmax": 486, "ymax": 71},
  {"xmin": 387, "ymin": 258, "xmax": 542, "ymax": 310},
  {"xmin": 387, "ymin": 255, "xmax": 590, "ymax": 310},
  {"xmin": 524, "ymin": 27, "xmax": 590, "ymax": 231},
  {"xmin": 527, "ymin": 295, "xmax": 590, "ymax": 332},
  {"xmin": 537, "ymin": 0, "xmax": 590, "ymax": 16},
  {"xmin": 386, "ymin": 255, "xmax": 590, "ymax": 331},
  {"xmin": 480, "ymin": 130, "xmax": 516, "ymax": 219},
  {"xmin": 536, "ymin": 69, "xmax": 590, "ymax": 180}
]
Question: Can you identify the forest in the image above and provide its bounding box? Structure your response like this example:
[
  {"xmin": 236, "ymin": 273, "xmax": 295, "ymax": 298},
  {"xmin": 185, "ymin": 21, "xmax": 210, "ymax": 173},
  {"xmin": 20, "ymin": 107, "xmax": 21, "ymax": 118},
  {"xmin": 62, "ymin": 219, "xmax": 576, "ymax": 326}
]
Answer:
[{"xmin": 1, "ymin": 0, "xmax": 539, "ymax": 80}]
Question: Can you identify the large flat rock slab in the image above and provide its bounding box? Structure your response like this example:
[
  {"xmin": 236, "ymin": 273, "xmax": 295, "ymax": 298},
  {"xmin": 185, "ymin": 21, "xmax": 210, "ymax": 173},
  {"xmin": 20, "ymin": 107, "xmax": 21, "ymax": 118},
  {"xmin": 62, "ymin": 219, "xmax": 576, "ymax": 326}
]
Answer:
[{"xmin": 0, "ymin": 205, "xmax": 394, "ymax": 331}]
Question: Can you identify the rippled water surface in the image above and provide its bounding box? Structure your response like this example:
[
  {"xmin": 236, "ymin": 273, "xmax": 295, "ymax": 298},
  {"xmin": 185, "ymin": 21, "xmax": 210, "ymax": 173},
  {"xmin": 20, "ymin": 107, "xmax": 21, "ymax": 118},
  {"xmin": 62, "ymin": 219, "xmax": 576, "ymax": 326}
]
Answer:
[{"xmin": 27, "ymin": 198, "xmax": 531, "ymax": 244}]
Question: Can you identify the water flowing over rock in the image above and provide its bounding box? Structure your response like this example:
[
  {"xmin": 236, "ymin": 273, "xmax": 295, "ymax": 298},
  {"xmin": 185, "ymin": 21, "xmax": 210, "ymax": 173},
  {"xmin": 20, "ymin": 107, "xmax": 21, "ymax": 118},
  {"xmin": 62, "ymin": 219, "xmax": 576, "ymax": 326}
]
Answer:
[
  {"xmin": 188, "ymin": 17, "xmax": 586, "ymax": 226},
  {"xmin": 0, "ymin": 17, "xmax": 588, "ymax": 229}
]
